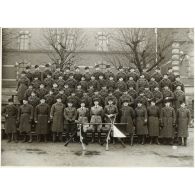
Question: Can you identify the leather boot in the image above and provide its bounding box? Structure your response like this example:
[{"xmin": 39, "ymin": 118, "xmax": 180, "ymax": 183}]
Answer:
[
  {"xmin": 37, "ymin": 135, "xmax": 41, "ymax": 142},
  {"xmin": 59, "ymin": 133, "xmax": 63, "ymax": 142},
  {"xmin": 28, "ymin": 133, "xmax": 33, "ymax": 143},
  {"xmin": 149, "ymin": 137, "xmax": 153, "ymax": 145},
  {"xmin": 52, "ymin": 133, "xmax": 56, "ymax": 142},
  {"xmin": 170, "ymin": 138, "xmax": 174, "ymax": 145},
  {"xmin": 184, "ymin": 138, "xmax": 187, "ymax": 146},
  {"xmin": 44, "ymin": 135, "xmax": 47, "ymax": 143},
  {"xmin": 22, "ymin": 135, "xmax": 27, "ymax": 143},
  {"xmin": 14, "ymin": 133, "xmax": 18, "ymax": 143},
  {"xmin": 130, "ymin": 135, "xmax": 134, "ymax": 146},
  {"xmin": 98, "ymin": 132, "xmax": 101, "ymax": 144},
  {"xmin": 141, "ymin": 136, "xmax": 145, "ymax": 145},
  {"xmin": 91, "ymin": 132, "xmax": 95, "ymax": 143},
  {"xmin": 156, "ymin": 137, "xmax": 160, "ymax": 145},
  {"xmin": 7, "ymin": 133, "xmax": 11, "ymax": 143}
]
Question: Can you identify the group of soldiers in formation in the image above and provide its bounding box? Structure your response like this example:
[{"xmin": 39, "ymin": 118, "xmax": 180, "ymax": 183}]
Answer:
[{"xmin": 2, "ymin": 63, "xmax": 191, "ymax": 147}]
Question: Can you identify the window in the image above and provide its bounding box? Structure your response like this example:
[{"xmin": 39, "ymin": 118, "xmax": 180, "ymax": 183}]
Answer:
[
  {"xmin": 18, "ymin": 31, "xmax": 31, "ymax": 50},
  {"xmin": 96, "ymin": 32, "xmax": 109, "ymax": 51}
]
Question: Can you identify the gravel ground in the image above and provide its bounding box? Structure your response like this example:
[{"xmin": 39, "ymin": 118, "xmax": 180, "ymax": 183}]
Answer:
[{"xmin": 1, "ymin": 130, "xmax": 194, "ymax": 167}]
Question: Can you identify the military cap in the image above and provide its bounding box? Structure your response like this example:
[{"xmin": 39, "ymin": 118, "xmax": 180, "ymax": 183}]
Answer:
[
  {"xmin": 56, "ymin": 97, "xmax": 62, "ymax": 100},
  {"xmin": 21, "ymin": 71, "xmax": 26, "ymax": 74},
  {"xmin": 40, "ymin": 97, "xmax": 46, "ymax": 100},
  {"xmin": 85, "ymin": 66, "xmax": 89, "ymax": 70},
  {"xmin": 45, "ymin": 64, "xmax": 50, "ymax": 67},
  {"xmin": 168, "ymin": 67, "xmax": 172, "ymax": 70},
  {"xmin": 69, "ymin": 72, "xmax": 74, "ymax": 76},
  {"xmin": 23, "ymin": 98, "xmax": 28, "ymax": 101},
  {"xmin": 106, "ymin": 64, "xmax": 110, "ymax": 68},
  {"xmin": 25, "ymin": 66, "xmax": 30, "ymax": 70},
  {"xmin": 80, "ymin": 100, "xmax": 86, "ymax": 104},
  {"xmin": 137, "ymin": 100, "xmax": 143, "ymax": 104},
  {"xmin": 8, "ymin": 98, "xmax": 13, "ymax": 102},
  {"xmin": 107, "ymin": 97, "xmax": 114, "ymax": 102},
  {"xmin": 175, "ymin": 75, "xmax": 180, "ymax": 78},
  {"xmin": 47, "ymin": 72, "xmax": 52, "ymax": 76},
  {"xmin": 118, "ymin": 66, "xmax": 123, "ymax": 70},
  {"xmin": 164, "ymin": 99, "xmax": 171, "ymax": 103},
  {"xmin": 56, "ymin": 65, "xmax": 61, "ymax": 69},
  {"xmin": 93, "ymin": 98, "xmax": 100, "ymax": 102},
  {"xmin": 122, "ymin": 99, "xmax": 129, "ymax": 103},
  {"xmin": 156, "ymin": 67, "xmax": 160, "ymax": 70},
  {"xmin": 35, "ymin": 65, "xmax": 39, "ymax": 69},
  {"xmin": 95, "ymin": 64, "xmax": 99, "ymax": 68},
  {"xmin": 67, "ymin": 99, "xmax": 74, "ymax": 103}
]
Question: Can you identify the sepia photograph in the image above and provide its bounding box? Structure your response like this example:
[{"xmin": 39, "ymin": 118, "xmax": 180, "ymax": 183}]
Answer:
[{"xmin": 1, "ymin": 28, "xmax": 194, "ymax": 167}]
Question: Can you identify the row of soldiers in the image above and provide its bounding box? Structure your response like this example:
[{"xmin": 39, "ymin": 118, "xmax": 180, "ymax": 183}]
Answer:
[{"xmin": 2, "ymin": 64, "xmax": 191, "ymax": 146}]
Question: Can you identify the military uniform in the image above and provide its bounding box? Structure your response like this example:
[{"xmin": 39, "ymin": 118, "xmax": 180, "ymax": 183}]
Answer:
[
  {"xmin": 28, "ymin": 95, "xmax": 40, "ymax": 109},
  {"xmin": 105, "ymin": 95, "xmax": 117, "ymax": 105},
  {"xmin": 107, "ymin": 79, "xmax": 116, "ymax": 91},
  {"xmin": 97, "ymin": 78, "xmax": 107, "ymax": 90},
  {"xmin": 84, "ymin": 72, "xmax": 91, "ymax": 82},
  {"xmin": 75, "ymin": 88, "xmax": 84, "ymax": 99},
  {"xmin": 174, "ymin": 89, "xmax": 185, "ymax": 110},
  {"xmin": 53, "ymin": 70, "xmax": 63, "ymax": 80},
  {"xmin": 142, "ymin": 71, "xmax": 151, "ymax": 81},
  {"xmin": 151, "ymin": 71, "xmax": 163, "ymax": 82},
  {"xmin": 119, "ymin": 94, "xmax": 134, "ymax": 107},
  {"xmin": 89, "ymin": 79, "xmax": 99, "ymax": 90},
  {"xmin": 44, "ymin": 77, "xmax": 54, "ymax": 90},
  {"xmin": 24, "ymin": 88, "xmax": 34, "ymax": 99},
  {"xmin": 36, "ymin": 88, "xmax": 48, "ymax": 99},
  {"xmin": 87, "ymin": 87, "xmax": 95, "ymax": 97},
  {"xmin": 136, "ymin": 78, "xmax": 149, "ymax": 93},
  {"xmin": 63, "ymin": 71, "xmax": 71, "ymax": 81},
  {"xmin": 74, "ymin": 72, "xmax": 82, "ymax": 82},
  {"xmin": 67, "ymin": 95, "xmax": 80, "ymax": 108},
  {"xmin": 126, "ymin": 79, "xmax": 136, "ymax": 90},
  {"xmin": 56, "ymin": 78, "xmax": 65, "ymax": 90},
  {"xmin": 80, "ymin": 80, "xmax": 88, "ymax": 91},
  {"xmin": 127, "ymin": 89, "xmax": 138, "ymax": 101},
  {"xmin": 33, "ymin": 69, "xmax": 42, "ymax": 81},
  {"xmin": 143, "ymin": 89, "xmax": 154, "ymax": 104},
  {"xmin": 135, "ymin": 95, "xmax": 148, "ymax": 108},
  {"xmin": 81, "ymin": 95, "xmax": 93, "ymax": 108},
  {"xmin": 25, "ymin": 70, "xmax": 33, "ymax": 82},
  {"xmin": 149, "ymin": 79, "xmax": 159, "ymax": 92},
  {"xmin": 43, "ymin": 69, "xmax": 52, "ymax": 79},
  {"xmin": 65, "ymin": 77, "xmax": 77, "ymax": 90},
  {"xmin": 52, "ymin": 86, "xmax": 59, "ymax": 96},
  {"xmin": 104, "ymin": 71, "xmax": 115, "ymax": 80},
  {"xmin": 116, "ymin": 80, "xmax": 127, "ymax": 92},
  {"xmin": 167, "ymin": 72, "xmax": 176, "ymax": 82},
  {"xmin": 63, "ymin": 87, "xmax": 72, "ymax": 97},
  {"xmin": 45, "ymin": 93, "xmax": 55, "ymax": 107},
  {"xmin": 116, "ymin": 71, "xmax": 127, "ymax": 81},
  {"xmin": 172, "ymin": 80, "xmax": 185, "ymax": 92},
  {"xmin": 126, "ymin": 71, "xmax": 139, "ymax": 81},
  {"xmin": 32, "ymin": 79, "xmax": 41, "ymax": 90},
  {"xmin": 92, "ymin": 70, "xmax": 102, "ymax": 80},
  {"xmin": 153, "ymin": 90, "xmax": 163, "ymax": 110},
  {"xmin": 92, "ymin": 94, "xmax": 103, "ymax": 106},
  {"xmin": 162, "ymin": 89, "xmax": 174, "ymax": 105},
  {"xmin": 99, "ymin": 88, "xmax": 109, "ymax": 102},
  {"xmin": 159, "ymin": 78, "xmax": 172, "ymax": 90},
  {"xmin": 55, "ymin": 93, "xmax": 67, "ymax": 105},
  {"xmin": 77, "ymin": 107, "xmax": 90, "ymax": 132}
]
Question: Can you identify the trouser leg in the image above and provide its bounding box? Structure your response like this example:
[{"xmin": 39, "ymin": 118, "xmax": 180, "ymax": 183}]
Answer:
[
  {"xmin": 28, "ymin": 132, "xmax": 33, "ymax": 143},
  {"xmin": 44, "ymin": 134, "xmax": 47, "ymax": 142},
  {"xmin": 149, "ymin": 136, "xmax": 153, "ymax": 144},
  {"xmin": 13, "ymin": 132, "xmax": 18, "ymax": 143},
  {"xmin": 184, "ymin": 137, "xmax": 187, "ymax": 146},
  {"xmin": 52, "ymin": 132, "xmax": 56, "ymax": 142},
  {"xmin": 7, "ymin": 133, "xmax": 12, "ymax": 142},
  {"xmin": 37, "ymin": 134, "xmax": 41, "ymax": 142},
  {"xmin": 130, "ymin": 134, "xmax": 134, "ymax": 146},
  {"xmin": 141, "ymin": 135, "xmax": 145, "ymax": 145},
  {"xmin": 155, "ymin": 137, "xmax": 160, "ymax": 145},
  {"xmin": 21, "ymin": 133, "xmax": 27, "ymax": 142},
  {"xmin": 58, "ymin": 132, "xmax": 63, "ymax": 142}
]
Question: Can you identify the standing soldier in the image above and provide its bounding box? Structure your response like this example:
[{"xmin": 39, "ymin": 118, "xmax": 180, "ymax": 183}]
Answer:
[
  {"xmin": 50, "ymin": 97, "xmax": 65, "ymax": 142},
  {"xmin": 52, "ymin": 83, "xmax": 59, "ymax": 96},
  {"xmin": 56, "ymin": 75, "xmax": 65, "ymax": 90},
  {"xmin": 135, "ymin": 92, "xmax": 148, "ymax": 108},
  {"xmin": 87, "ymin": 85, "xmax": 95, "ymax": 98},
  {"xmin": 63, "ymin": 83, "xmax": 72, "ymax": 97},
  {"xmin": 147, "ymin": 100, "xmax": 160, "ymax": 144},
  {"xmin": 81, "ymin": 92, "xmax": 93, "ymax": 109},
  {"xmin": 162, "ymin": 86, "xmax": 174, "ymax": 106},
  {"xmin": 80, "ymin": 76, "xmax": 88, "ymax": 92},
  {"xmin": 116, "ymin": 77, "xmax": 127, "ymax": 92},
  {"xmin": 89, "ymin": 75, "xmax": 98, "ymax": 90},
  {"xmin": 107, "ymin": 75, "xmax": 116, "ymax": 92},
  {"xmin": 153, "ymin": 86, "xmax": 163, "ymax": 111},
  {"xmin": 116, "ymin": 66, "xmax": 126, "ymax": 81},
  {"xmin": 136, "ymin": 74, "xmax": 149, "ymax": 93},
  {"xmin": 43, "ymin": 64, "xmax": 52, "ymax": 80},
  {"xmin": 167, "ymin": 67, "xmax": 176, "ymax": 82},
  {"xmin": 113, "ymin": 87, "xmax": 123, "ymax": 109},
  {"xmin": 151, "ymin": 67, "xmax": 163, "ymax": 83},
  {"xmin": 149, "ymin": 77, "xmax": 159, "ymax": 92},
  {"xmin": 119, "ymin": 91, "xmax": 134, "ymax": 108},
  {"xmin": 97, "ymin": 74, "xmax": 106, "ymax": 90},
  {"xmin": 74, "ymin": 66, "xmax": 82, "ymax": 82},
  {"xmin": 32, "ymin": 76, "xmax": 41, "ymax": 90},
  {"xmin": 126, "ymin": 67, "xmax": 139, "ymax": 81},
  {"xmin": 2, "ymin": 98, "xmax": 18, "ymax": 143},
  {"xmin": 65, "ymin": 73, "xmax": 77, "ymax": 91},
  {"xmin": 53, "ymin": 66, "xmax": 63, "ymax": 81},
  {"xmin": 92, "ymin": 64, "xmax": 102, "ymax": 80},
  {"xmin": 92, "ymin": 91, "xmax": 103, "ymax": 107},
  {"xmin": 142, "ymin": 68, "xmax": 151, "ymax": 81},
  {"xmin": 176, "ymin": 102, "xmax": 191, "ymax": 146},
  {"xmin": 160, "ymin": 100, "xmax": 176, "ymax": 145},
  {"xmin": 126, "ymin": 76, "xmax": 136, "ymax": 90},
  {"xmin": 55, "ymin": 89, "xmax": 67, "ymax": 105},
  {"xmin": 64, "ymin": 100, "xmax": 78, "ymax": 142},
  {"xmin": 33, "ymin": 65, "xmax": 42, "ymax": 81},
  {"xmin": 25, "ymin": 66, "xmax": 33, "ymax": 82},
  {"xmin": 67, "ymin": 92, "xmax": 80, "ymax": 108},
  {"xmin": 105, "ymin": 91, "xmax": 117, "ymax": 106},
  {"xmin": 143, "ymin": 86, "xmax": 154, "ymax": 106},
  {"xmin": 17, "ymin": 99, "xmax": 33, "ymax": 143},
  {"xmin": 99, "ymin": 86, "xmax": 109, "ymax": 106},
  {"xmin": 89, "ymin": 98, "xmax": 104, "ymax": 143},
  {"xmin": 120, "ymin": 99, "xmax": 135, "ymax": 146},
  {"xmin": 127, "ymin": 86, "xmax": 138, "ymax": 101},
  {"xmin": 24, "ymin": 84, "xmax": 34, "ymax": 100},
  {"xmin": 45, "ymin": 90, "xmax": 55, "ymax": 108},
  {"xmin": 44, "ymin": 73, "xmax": 54, "ymax": 90},
  {"xmin": 34, "ymin": 98, "xmax": 50, "ymax": 142},
  {"xmin": 104, "ymin": 65, "xmax": 115, "ymax": 80},
  {"xmin": 75, "ymin": 84, "xmax": 84, "ymax": 99},
  {"xmin": 36, "ymin": 83, "xmax": 48, "ymax": 99},
  {"xmin": 17, "ymin": 71, "xmax": 30, "ymax": 104},
  {"xmin": 63, "ymin": 67, "xmax": 71, "ymax": 81},
  {"xmin": 83, "ymin": 66, "xmax": 91, "ymax": 82},
  {"xmin": 174, "ymin": 85, "xmax": 186, "ymax": 110},
  {"xmin": 159, "ymin": 74, "xmax": 172, "ymax": 91},
  {"xmin": 172, "ymin": 75, "xmax": 185, "ymax": 92},
  {"xmin": 135, "ymin": 101, "xmax": 148, "ymax": 145}
]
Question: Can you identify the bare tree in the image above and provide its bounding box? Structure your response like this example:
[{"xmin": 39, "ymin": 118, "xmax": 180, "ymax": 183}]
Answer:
[
  {"xmin": 107, "ymin": 28, "xmax": 175, "ymax": 73},
  {"xmin": 42, "ymin": 28, "xmax": 86, "ymax": 69}
]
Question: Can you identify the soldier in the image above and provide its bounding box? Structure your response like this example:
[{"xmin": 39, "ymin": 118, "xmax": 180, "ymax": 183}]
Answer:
[
  {"xmin": 160, "ymin": 100, "xmax": 176, "ymax": 145},
  {"xmin": 63, "ymin": 83, "xmax": 72, "ymax": 97},
  {"xmin": 149, "ymin": 77, "xmax": 159, "ymax": 92},
  {"xmin": 83, "ymin": 66, "xmax": 91, "ymax": 82},
  {"xmin": 159, "ymin": 74, "xmax": 172, "ymax": 90},
  {"xmin": 167, "ymin": 67, "xmax": 176, "ymax": 82},
  {"xmin": 116, "ymin": 66, "xmax": 126, "ymax": 81},
  {"xmin": 52, "ymin": 83, "xmax": 59, "ymax": 96},
  {"xmin": 79, "ymin": 76, "xmax": 88, "ymax": 92},
  {"xmin": 126, "ymin": 67, "xmax": 139, "ymax": 81},
  {"xmin": 136, "ymin": 74, "xmax": 149, "ymax": 93},
  {"xmin": 33, "ymin": 65, "xmax": 42, "ymax": 81},
  {"xmin": 116, "ymin": 77, "xmax": 127, "ymax": 92},
  {"xmin": 176, "ymin": 102, "xmax": 191, "ymax": 146},
  {"xmin": 143, "ymin": 86, "xmax": 154, "ymax": 106},
  {"xmin": 120, "ymin": 99, "xmax": 135, "ymax": 146},
  {"xmin": 45, "ymin": 90, "xmax": 55, "ymax": 108},
  {"xmin": 64, "ymin": 100, "xmax": 78, "ymax": 142},
  {"xmin": 28, "ymin": 91, "xmax": 40, "ymax": 109},
  {"xmin": 55, "ymin": 89, "xmax": 67, "ymax": 105},
  {"xmin": 105, "ymin": 91, "xmax": 117, "ymax": 106},
  {"xmin": 44, "ymin": 72, "xmax": 54, "ymax": 90},
  {"xmin": 2, "ymin": 98, "xmax": 18, "ymax": 143},
  {"xmin": 89, "ymin": 98, "xmax": 104, "ymax": 143},
  {"xmin": 75, "ymin": 84, "xmax": 84, "ymax": 99},
  {"xmin": 77, "ymin": 101, "xmax": 90, "ymax": 143},
  {"xmin": 135, "ymin": 92, "xmax": 148, "ymax": 108},
  {"xmin": 97, "ymin": 74, "xmax": 107, "ymax": 90},
  {"xmin": 174, "ymin": 85, "xmax": 186, "ymax": 110},
  {"xmin": 36, "ymin": 83, "xmax": 48, "ymax": 99},
  {"xmin": 43, "ymin": 64, "xmax": 52, "ymax": 79},
  {"xmin": 126, "ymin": 76, "xmax": 136, "ymax": 90},
  {"xmin": 162, "ymin": 86, "xmax": 174, "ymax": 106},
  {"xmin": 92, "ymin": 64, "xmax": 102, "ymax": 80},
  {"xmin": 150, "ymin": 67, "xmax": 163, "ymax": 82},
  {"xmin": 81, "ymin": 92, "xmax": 93, "ymax": 109},
  {"xmin": 74, "ymin": 66, "xmax": 82, "ymax": 82},
  {"xmin": 153, "ymin": 86, "xmax": 163, "ymax": 111},
  {"xmin": 87, "ymin": 85, "xmax": 95, "ymax": 97},
  {"xmin": 104, "ymin": 65, "xmax": 115, "ymax": 80},
  {"xmin": 107, "ymin": 75, "xmax": 116, "ymax": 92},
  {"xmin": 31, "ymin": 76, "xmax": 41, "ymax": 90},
  {"xmin": 147, "ymin": 100, "xmax": 160, "ymax": 144},
  {"xmin": 25, "ymin": 66, "xmax": 33, "ymax": 82},
  {"xmin": 67, "ymin": 92, "xmax": 80, "ymax": 108},
  {"xmin": 53, "ymin": 66, "xmax": 63, "ymax": 80},
  {"xmin": 17, "ymin": 99, "xmax": 33, "ymax": 143},
  {"xmin": 24, "ymin": 84, "xmax": 34, "ymax": 100},
  {"xmin": 119, "ymin": 91, "xmax": 134, "ymax": 108},
  {"xmin": 127, "ymin": 86, "xmax": 138, "ymax": 100},
  {"xmin": 92, "ymin": 91, "xmax": 103, "ymax": 107},
  {"xmin": 142, "ymin": 68, "xmax": 151, "ymax": 81},
  {"xmin": 65, "ymin": 73, "xmax": 77, "ymax": 90},
  {"xmin": 17, "ymin": 71, "xmax": 30, "ymax": 104},
  {"xmin": 99, "ymin": 86, "xmax": 109, "ymax": 106},
  {"xmin": 135, "ymin": 101, "xmax": 148, "ymax": 145},
  {"xmin": 50, "ymin": 97, "xmax": 65, "ymax": 142},
  {"xmin": 88, "ymin": 75, "xmax": 98, "ymax": 90},
  {"xmin": 63, "ymin": 67, "xmax": 71, "ymax": 81},
  {"xmin": 34, "ymin": 98, "xmax": 50, "ymax": 142},
  {"xmin": 172, "ymin": 75, "xmax": 185, "ymax": 92},
  {"xmin": 113, "ymin": 87, "xmax": 123, "ymax": 108},
  {"xmin": 56, "ymin": 75, "xmax": 65, "ymax": 90}
]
